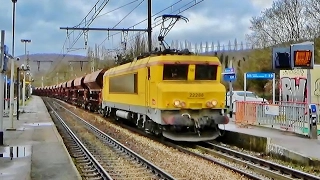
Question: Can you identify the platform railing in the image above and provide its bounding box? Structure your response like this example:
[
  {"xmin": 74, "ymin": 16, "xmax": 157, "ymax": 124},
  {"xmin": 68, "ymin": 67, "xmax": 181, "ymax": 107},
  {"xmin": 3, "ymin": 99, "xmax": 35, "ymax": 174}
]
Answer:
[{"xmin": 235, "ymin": 101, "xmax": 318, "ymax": 136}]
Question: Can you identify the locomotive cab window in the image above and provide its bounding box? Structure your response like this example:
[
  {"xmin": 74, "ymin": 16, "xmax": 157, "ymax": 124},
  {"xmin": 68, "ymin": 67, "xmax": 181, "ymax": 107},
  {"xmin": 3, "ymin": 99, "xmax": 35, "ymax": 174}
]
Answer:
[
  {"xmin": 163, "ymin": 64, "xmax": 188, "ymax": 80},
  {"xmin": 195, "ymin": 64, "xmax": 217, "ymax": 80}
]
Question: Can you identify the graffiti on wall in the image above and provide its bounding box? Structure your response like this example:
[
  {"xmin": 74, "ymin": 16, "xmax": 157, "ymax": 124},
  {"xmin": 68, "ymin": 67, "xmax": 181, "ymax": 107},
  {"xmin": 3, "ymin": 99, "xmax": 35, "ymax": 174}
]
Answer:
[
  {"xmin": 280, "ymin": 69, "xmax": 320, "ymax": 103},
  {"xmin": 280, "ymin": 77, "xmax": 307, "ymax": 102},
  {"xmin": 280, "ymin": 69, "xmax": 307, "ymax": 102},
  {"xmin": 315, "ymin": 78, "xmax": 320, "ymax": 103}
]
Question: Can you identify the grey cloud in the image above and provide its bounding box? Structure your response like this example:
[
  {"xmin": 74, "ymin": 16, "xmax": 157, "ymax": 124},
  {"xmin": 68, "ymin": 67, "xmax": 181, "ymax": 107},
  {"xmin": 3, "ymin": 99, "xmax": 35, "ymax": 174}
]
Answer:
[{"xmin": 0, "ymin": 0, "xmax": 265, "ymax": 56}]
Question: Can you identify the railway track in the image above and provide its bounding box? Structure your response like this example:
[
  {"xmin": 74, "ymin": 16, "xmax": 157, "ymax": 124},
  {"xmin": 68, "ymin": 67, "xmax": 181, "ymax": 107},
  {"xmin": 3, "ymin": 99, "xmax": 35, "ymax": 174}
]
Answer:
[
  {"xmin": 51, "ymin": 98, "xmax": 320, "ymax": 180},
  {"xmin": 44, "ymin": 98, "xmax": 174, "ymax": 180},
  {"xmin": 192, "ymin": 142, "xmax": 320, "ymax": 180},
  {"xmin": 104, "ymin": 118, "xmax": 320, "ymax": 180},
  {"xmin": 44, "ymin": 98, "xmax": 112, "ymax": 180}
]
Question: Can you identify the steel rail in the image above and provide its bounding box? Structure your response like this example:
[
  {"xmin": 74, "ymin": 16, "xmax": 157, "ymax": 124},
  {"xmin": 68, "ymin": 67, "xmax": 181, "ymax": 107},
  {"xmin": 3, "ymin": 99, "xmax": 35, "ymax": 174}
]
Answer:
[
  {"xmin": 51, "ymin": 99, "xmax": 175, "ymax": 180},
  {"xmin": 198, "ymin": 142, "xmax": 320, "ymax": 180},
  {"xmin": 50, "ymin": 97, "xmax": 320, "ymax": 180},
  {"xmin": 53, "ymin": 98, "xmax": 263, "ymax": 179},
  {"xmin": 44, "ymin": 98, "xmax": 113, "ymax": 180}
]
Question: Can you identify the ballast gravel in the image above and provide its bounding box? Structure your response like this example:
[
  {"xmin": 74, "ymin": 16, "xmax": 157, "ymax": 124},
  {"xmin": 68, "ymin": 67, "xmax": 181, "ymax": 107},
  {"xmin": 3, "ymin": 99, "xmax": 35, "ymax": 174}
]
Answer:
[{"xmin": 62, "ymin": 103, "xmax": 250, "ymax": 180}]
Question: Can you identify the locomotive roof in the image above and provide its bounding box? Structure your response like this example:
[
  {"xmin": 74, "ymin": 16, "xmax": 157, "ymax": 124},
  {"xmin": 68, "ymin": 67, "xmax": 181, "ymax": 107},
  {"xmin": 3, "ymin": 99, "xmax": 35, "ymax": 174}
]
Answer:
[{"xmin": 104, "ymin": 54, "xmax": 221, "ymax": 76}]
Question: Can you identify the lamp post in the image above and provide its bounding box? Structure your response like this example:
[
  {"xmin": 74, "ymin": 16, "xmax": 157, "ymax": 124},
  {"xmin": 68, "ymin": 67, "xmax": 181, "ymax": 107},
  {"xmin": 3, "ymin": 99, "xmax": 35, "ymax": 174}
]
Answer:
[
  {"xmin": 17, "ymin": 64, "xmax": 29, "ymax": 116},
  {"xmin": 0, "ymin": 30, "xmax": 5, "ymax": 145},
  {"xmin": 8, "ymin": 0, "xmax": 17, "ymax": 131},
  {"xmin": 20, "ymin": 40, "xmax": 31, "ymax": 109}
]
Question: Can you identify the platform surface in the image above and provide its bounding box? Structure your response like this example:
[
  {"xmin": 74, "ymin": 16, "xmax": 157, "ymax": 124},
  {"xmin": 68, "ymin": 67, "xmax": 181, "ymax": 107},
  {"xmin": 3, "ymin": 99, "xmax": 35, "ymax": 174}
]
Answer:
[
  {"xmin": 220, "ymin": 122, "xmax": 320, "ymax": 160},
  {"xmin": 0, "ymin": 96, "xmax": 81, "ymax": 180}
]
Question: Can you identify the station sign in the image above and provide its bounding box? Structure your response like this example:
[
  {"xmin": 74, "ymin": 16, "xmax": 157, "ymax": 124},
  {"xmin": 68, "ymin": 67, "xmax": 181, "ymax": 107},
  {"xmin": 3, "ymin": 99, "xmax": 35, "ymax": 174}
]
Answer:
[
  {"xmin": 222, "ymin": 68, "xmax": 236, "ymax": 82},
  {"xmin": 291, "ymin": 42, "xmax": 314, "ymax": 69},
  {"xmin": 272, "ymin": 41, "xmax": 314, "ymax": 70}
]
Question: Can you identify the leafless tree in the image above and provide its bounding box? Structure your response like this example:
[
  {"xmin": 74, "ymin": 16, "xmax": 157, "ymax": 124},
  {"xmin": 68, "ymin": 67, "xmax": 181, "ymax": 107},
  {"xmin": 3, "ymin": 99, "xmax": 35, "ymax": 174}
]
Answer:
[
  {"xmin": 305, "ymin": 0, "xmax": 320, "ymax": 37},
  {"xmin": 247, "ymin": 0, "xmax": 309, "ymax": 47}
]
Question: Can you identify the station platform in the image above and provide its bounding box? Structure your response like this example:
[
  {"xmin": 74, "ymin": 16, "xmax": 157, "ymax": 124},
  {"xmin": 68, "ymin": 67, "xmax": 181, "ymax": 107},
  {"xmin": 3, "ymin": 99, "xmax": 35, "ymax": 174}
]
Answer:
[
  {"xmin": 219, "ymin": 122, "xmax": 320, "ymax": 166},
  {"xmin": 0, "ymin": 96, "xmax": 81, "ymax": 180}
]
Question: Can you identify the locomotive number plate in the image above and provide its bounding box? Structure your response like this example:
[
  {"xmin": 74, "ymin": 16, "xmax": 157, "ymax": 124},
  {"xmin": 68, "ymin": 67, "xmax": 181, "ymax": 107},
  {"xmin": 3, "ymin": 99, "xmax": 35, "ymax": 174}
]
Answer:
[{"xmin": 188, "ymin": 93, "xmax": 204, "ymax": 98}]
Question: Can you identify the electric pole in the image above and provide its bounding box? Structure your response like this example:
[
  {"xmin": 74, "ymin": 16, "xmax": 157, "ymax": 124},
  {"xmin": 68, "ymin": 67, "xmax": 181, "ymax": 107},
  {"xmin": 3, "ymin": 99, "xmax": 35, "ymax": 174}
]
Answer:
[
  {"xmin": 8, "ymin": 0, "xmax": 18, "ymax": 131},
  {"xmin": 41, "ymin": 76, "xmax": 44, "ymax": 88},
  {"xmin": 33, "ymin": 60, "xmax": 53, "ymax": 71},
  {"xmin": 56, "ymin": 72, "xmax": 59, "ymax": 84},
  {"xmin": 90, "ymin": 50, "xmax": 95, "ymax": 73},
  {"xmin": 69, "ymin": 60, "xmax": 88, "ymax": 71},
  {"xmin": 0, "ymin": 30, "xmax": 5, "ymax": 145},
  {"xmin": 60, "ymin": 0, "xmax": 153, "ymax": 52},
  {"xmin": 20, "ymin": 39, "xmax": 31, "ymax": 109},
  {"xmin": 69, "ymin": 62, "xmax": 73, "ymax": 78},
  {"xmin": 147, "ymin": 0, "xmax": 152, "ymax": 52}
]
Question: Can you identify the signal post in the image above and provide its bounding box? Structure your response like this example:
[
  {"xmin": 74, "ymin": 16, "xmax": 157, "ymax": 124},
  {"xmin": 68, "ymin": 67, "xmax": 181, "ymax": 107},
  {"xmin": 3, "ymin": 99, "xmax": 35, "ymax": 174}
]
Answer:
[{"xmin": 272, "ymin": 42, "xmax": 318, "ymax": 139}]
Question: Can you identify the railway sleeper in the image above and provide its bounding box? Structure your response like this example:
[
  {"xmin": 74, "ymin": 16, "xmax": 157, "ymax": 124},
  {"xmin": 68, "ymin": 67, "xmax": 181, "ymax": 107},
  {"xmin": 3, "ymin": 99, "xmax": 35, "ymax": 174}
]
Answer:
[
  {"xmin": 89, "ymin": 177, "xmax": 103, "ymax": 180},
  {"xmin": 83, "ymin": 172, "xmax": 100, "ymax": 177},
  {"xmin": 82, "ymin": 168, "xmax": 97, "ymax": 174},
  {"xmin": 76, "ymin": 156, "xmax": 88, "ymax": 161},
  {"xmin": 82, "ymin": 165, "xmax": 94, "ymax": 170},
  {"xmin": 77, "ymin": 159, "xmax": 90, "ymax": 164},
  {"xmin": 72, "ymin": 151, "xmax": 85, "ymax": 156},
  {"xmin": 79, "ymin": 161, "xmax": 92, "ymax": 166}
]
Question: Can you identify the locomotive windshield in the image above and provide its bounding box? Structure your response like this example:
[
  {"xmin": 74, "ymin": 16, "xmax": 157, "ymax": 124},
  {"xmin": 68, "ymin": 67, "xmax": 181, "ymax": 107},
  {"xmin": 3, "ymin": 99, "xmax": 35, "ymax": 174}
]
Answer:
[
  {"xmin": 163, "ymin": 64, "xmax": 188, "ymax": 80},
  {"xmin": 162, "ymin": 64, "xmax": 218, "ymax": 80},
  {"xmin": 195, "ymin": 64, "xmax": 217, "ymax": 80}
]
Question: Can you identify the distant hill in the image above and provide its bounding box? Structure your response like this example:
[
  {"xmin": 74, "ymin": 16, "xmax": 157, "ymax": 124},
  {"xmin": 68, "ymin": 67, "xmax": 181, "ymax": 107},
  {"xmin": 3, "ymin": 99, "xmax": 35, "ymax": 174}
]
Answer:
[
  {"xmin": 16, "ymin": 53, "xmax": 89, "ymax": 76},
  {"xmin": 18, "ymin": 50, "xmax": 251, "ymax": 76},
  {"xmin": 22, "ymin": 50, "xmax": 252, "ymax": 87}
]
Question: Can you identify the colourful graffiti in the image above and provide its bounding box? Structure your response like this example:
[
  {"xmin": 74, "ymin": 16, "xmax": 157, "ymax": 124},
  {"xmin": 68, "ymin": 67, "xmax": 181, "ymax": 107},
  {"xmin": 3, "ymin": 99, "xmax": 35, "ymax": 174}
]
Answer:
[
  {"xmin": 280, "ymin": 68, "xmax": 320, "ymax": 104},
  {"xmin": 280, "ymin": 77, "xmax": 307, "ymax": 102},
  {"xmin": 315, "ymin": 78, "xmax": 320, "ymax": 102}
]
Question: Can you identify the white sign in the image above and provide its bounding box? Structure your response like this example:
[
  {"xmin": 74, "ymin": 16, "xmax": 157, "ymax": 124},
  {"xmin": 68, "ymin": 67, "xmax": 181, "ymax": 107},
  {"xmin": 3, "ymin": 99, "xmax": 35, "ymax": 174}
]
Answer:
[{"xmin": 264, "ymin": 105, "xmax": 279, "ymax": 115}]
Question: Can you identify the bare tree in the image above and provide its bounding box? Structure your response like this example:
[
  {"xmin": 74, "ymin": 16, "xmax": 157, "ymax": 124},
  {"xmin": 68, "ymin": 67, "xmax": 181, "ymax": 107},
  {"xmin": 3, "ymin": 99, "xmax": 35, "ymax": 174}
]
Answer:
[
  {"xmin": 305, "ymin": 0, "xmax": 320, "ymax": 37},
  {"xmin": 247, "ymin": 0, "xmax": 308, "ymax": 47}
]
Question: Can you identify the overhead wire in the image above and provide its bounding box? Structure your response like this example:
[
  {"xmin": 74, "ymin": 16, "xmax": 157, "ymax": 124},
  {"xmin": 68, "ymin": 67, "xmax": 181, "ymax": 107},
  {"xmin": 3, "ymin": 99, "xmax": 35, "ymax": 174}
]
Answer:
[
  {"xmin": 68, "ymin": 0, "xmax": 110, "ymax": 50},
  {"xmin": 68, "ymin": 0, "xmax": 138, "ymax": 49},
  {"xmin": 96, "ymin": 0, "xmax": 139, "ymax": 18},
  {"xmin": 113, "ymin": 0, "xmax": 145, "ymax": 29},
  {"xmin": 108, "ymin": 0, "xmax": 205, "ymax": 53},
  {"xmin": 47, "ymin": 0, "xmax": 132, "ymax": 74},
  {"xmin": 98, "ymin": 0, "xmax": 183, "ymax": 46},
  {"xmin": 49, "ymin": 0, "xmax": 204, "ymax": 76},
  {"xmin": 48, "ymin": 0, "xmax": 110, "ymax": 74},
  {"xmin": 87, "ymin": 0, "xmax": 145, "ymax": 57}
]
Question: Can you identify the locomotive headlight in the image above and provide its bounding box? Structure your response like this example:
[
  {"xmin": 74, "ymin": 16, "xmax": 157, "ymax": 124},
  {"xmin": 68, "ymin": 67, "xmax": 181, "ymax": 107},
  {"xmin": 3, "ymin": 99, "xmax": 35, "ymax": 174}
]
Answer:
[
  {"xmin": 173, "ymin": 100, "xmax": 181, "ymax": 107},
  {"xmin": 206, "ymin": 100, "xmax": 218, "ymax": 108},
  {"xmin": 211, "ymin": 100, "xmax": 218, "ymax": 106},
  {"xmin": 180, "ymin": 101, "xmax": 186, "ymax": 107}
]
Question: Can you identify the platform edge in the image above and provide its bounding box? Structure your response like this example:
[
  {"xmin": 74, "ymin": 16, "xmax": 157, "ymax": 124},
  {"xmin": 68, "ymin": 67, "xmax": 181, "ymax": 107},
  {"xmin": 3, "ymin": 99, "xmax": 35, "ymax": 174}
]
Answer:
[{"xmin": 217, "ymin": 130, "xmax": 320, "ymax": 166}]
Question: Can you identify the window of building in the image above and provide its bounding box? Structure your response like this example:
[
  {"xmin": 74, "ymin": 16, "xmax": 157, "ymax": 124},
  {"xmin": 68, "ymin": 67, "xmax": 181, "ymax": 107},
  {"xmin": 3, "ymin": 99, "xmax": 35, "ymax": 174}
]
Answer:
[
  {"xmin": 236, "ymin": 92, "xmax": 257, "ymax": 98},
  {"xmin": 195, "ymin": 64, "xmax": 217, "ymax": 80},
  {"xmin": 163, "ymin": 64, "xmax": 189, "ymax": 80}
]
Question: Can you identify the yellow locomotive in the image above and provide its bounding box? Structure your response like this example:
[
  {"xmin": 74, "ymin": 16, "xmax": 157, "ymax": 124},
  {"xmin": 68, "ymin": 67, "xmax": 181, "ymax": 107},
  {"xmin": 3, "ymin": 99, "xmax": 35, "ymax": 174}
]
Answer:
[
  {"xmin": 33, "ymin": 14, "xmax": 230, "ymax": 142},
  {"xmin": 101, "ymin": 50, "xmax": 229, "ymax": 142}
]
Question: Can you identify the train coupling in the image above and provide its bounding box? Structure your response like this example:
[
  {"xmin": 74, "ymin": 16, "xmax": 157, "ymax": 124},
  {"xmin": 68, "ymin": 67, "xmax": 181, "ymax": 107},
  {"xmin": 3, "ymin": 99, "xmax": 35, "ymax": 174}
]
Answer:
[{"xmin": 181, "ymin": 113, "xmax": 203, "ymax": 136}]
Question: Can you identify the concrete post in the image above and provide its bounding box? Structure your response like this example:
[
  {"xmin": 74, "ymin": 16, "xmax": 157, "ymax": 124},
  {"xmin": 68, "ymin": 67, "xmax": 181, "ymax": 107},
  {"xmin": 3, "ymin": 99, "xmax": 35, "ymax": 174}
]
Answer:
[{"xmin": 0, "ymin": 30, "xmax": 5, "ymax": 145}]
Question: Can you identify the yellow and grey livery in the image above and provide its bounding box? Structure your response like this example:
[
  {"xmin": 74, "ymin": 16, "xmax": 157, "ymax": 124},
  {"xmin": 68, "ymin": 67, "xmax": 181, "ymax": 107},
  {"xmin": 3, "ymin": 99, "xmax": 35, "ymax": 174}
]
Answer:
[{"xmin": 101, "ymin": 52, "xmax": 229, "ymax": 142}]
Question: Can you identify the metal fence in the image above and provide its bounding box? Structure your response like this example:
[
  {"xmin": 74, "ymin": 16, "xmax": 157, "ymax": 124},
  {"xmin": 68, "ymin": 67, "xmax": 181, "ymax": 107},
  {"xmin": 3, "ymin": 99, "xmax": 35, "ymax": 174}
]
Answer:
[
  {"xmin": 235, "ymin": 101, "xmax": 320, "ymax": 136},
  {"xmin": 170, "ymin": 39, "xmax": 256, "ymax": 53}
]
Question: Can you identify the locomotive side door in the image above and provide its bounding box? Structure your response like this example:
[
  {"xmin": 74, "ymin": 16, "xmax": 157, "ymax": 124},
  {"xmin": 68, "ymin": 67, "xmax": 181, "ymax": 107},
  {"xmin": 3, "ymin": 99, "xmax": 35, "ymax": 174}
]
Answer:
[{"xmin": 145, "ymin": 66, "xmax": 151, "ymax": 107}]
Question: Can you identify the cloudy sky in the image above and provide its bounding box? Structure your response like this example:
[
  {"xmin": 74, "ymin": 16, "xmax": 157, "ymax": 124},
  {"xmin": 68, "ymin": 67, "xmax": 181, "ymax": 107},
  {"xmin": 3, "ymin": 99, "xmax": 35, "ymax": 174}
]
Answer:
[{"xmin": 0, "ymin": 0, "xmax": 273, "ymax": 57}]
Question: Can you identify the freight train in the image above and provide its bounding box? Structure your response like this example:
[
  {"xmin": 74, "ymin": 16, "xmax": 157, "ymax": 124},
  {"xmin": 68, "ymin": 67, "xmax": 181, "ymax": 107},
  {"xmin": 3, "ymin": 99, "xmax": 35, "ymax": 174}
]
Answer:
[{"xmin": 33, "ymin": 49, "xmax": 230, "ymax": 142}]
